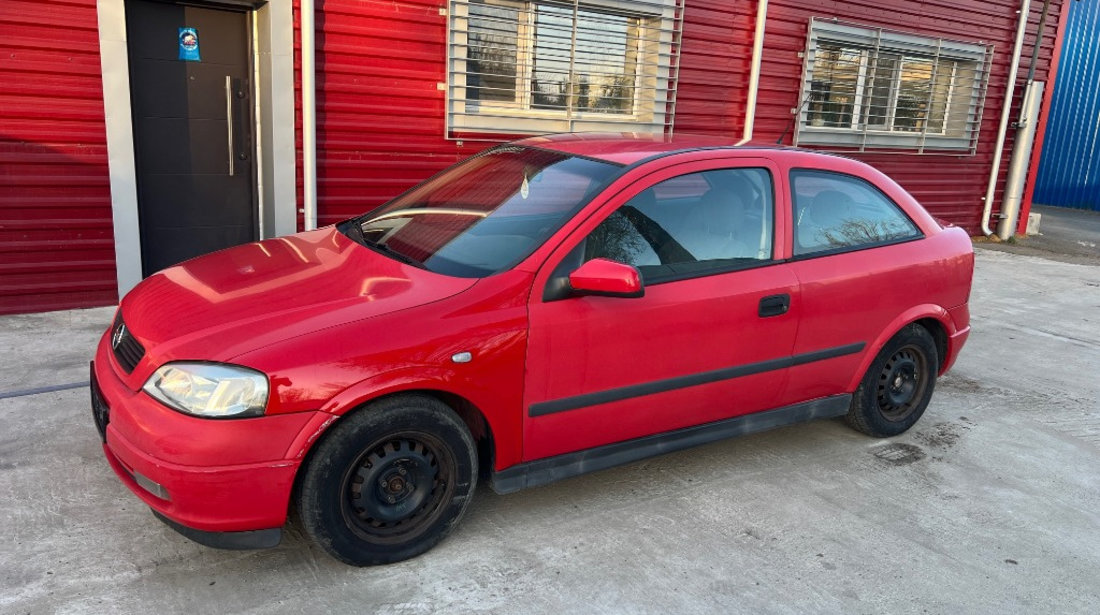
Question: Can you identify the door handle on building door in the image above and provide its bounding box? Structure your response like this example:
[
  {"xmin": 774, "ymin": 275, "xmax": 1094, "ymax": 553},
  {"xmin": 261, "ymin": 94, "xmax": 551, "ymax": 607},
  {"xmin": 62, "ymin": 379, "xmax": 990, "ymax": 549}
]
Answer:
[{"xmin": 225, "ymin": 75, "xmax": 235, "ymax": 177}]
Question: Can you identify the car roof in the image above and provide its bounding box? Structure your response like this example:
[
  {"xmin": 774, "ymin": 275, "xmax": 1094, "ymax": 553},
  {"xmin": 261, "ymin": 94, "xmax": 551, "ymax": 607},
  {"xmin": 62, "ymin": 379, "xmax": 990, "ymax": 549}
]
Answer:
[{"xmin": 514, "ymin": 132, "xmax": 800, "ymax": 165}]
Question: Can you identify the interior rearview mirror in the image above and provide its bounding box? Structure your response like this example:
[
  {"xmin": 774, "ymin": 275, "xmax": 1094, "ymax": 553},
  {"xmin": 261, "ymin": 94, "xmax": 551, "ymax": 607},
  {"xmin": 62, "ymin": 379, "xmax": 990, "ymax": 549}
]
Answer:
[{"xmin": 568, "ymin": 258, "xmax": 644, "ymax": 298}]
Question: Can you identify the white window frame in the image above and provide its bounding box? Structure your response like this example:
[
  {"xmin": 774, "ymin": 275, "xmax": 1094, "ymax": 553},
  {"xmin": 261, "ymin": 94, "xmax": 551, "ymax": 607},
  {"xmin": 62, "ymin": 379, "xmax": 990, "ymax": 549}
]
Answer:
[
  {"xmin": 795, "ymin": 18, "xmax": 993, "ymax": 154},
  {"xmin": 446, "ymin": 0, "xmax": 682, "ymax": 137}
]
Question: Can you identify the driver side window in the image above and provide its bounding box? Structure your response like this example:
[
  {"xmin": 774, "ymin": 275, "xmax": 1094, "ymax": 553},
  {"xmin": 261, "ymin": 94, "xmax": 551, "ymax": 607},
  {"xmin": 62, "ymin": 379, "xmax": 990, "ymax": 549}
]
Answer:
[{"xmin": 584, "ymin": 168, "xmax": 775, "ymax": 283}]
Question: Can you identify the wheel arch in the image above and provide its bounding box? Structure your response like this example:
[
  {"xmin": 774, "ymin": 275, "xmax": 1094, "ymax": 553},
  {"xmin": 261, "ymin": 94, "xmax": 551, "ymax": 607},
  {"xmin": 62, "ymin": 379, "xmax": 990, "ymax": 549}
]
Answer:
[
  {"xmin": 914, "ymin": 316, "xmax": 949, "ymax": 373},
  {"xmin": 291, "ymin": 390, "xmax": 484, "ymax": 565},
  {"xmin": 844, "ymin": 305, "xmax": 956, "ymax": 392},
  {"xmin": 287, "ymin": 384, "xmax": 498, "ymax": 504}
]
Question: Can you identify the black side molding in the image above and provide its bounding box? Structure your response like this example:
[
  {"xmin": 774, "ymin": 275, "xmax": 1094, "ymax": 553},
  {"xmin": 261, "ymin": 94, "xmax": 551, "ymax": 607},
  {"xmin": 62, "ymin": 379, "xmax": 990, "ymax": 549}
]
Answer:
[
  {"xmin": 529, "ymin": 343, "xmax": 864, "ymax": 417},
  {"xmin": 152, "ymin": 510, "xmax": 282, "ymax": 550},
  {"xmin": 492, "ymin": 394, "xmax": 852, "ymax": 494}
]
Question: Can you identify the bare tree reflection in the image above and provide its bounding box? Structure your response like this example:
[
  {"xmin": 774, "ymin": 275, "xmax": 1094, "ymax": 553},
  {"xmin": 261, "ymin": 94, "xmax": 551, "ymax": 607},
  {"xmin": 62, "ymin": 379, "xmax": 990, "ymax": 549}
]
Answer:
[{"xmin": 821, "ymin": 218, "xmax": 913, "ymax": 248}]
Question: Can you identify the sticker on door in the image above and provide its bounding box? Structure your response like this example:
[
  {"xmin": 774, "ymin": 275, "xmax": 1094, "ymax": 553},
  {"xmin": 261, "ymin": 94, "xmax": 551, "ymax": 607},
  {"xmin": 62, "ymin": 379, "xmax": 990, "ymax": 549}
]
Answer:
[{"xmin": 178, "ymin": 27, "xmax": 200, "ymax": 61}]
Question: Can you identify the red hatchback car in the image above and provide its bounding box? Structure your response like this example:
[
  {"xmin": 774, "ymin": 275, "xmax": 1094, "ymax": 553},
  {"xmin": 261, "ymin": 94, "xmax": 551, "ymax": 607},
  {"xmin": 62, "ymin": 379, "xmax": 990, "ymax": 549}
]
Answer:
[{"xmin": 91, "ymin": 133, "xmax": 973, "ymax": 565}]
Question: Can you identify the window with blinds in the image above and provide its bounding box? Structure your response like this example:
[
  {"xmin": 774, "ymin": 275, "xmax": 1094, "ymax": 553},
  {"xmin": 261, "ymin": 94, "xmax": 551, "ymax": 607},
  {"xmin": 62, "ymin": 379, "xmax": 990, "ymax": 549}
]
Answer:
[
  {"xmin": 796, "ymin": 19, "xmax": 992, "ymax": 153},
  {"xmin": 447, "ymin": 0, "xmax": 682, "ymax": 137}
]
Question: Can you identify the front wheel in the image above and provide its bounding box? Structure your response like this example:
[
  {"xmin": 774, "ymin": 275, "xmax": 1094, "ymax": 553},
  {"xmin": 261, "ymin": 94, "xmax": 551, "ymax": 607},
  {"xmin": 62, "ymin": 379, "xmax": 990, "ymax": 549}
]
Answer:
[
  {"xmin": 846, "ymin": 324, "xmax": 939, "ymax": 438},
  {"xmin": 297, "ymin": 394, "xmax": 477, "ymax": 566}
]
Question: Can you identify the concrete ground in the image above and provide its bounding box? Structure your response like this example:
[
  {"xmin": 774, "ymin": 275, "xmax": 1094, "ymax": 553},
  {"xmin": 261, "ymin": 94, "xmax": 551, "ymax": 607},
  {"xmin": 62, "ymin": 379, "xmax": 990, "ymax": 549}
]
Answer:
[
  {"xmin": 977, "ymin": 204, "xmax": 1100, "ymax": 265},
  {"xmin": 2, "ymin": 234, "xmax": 1099, "ymax": 613}
]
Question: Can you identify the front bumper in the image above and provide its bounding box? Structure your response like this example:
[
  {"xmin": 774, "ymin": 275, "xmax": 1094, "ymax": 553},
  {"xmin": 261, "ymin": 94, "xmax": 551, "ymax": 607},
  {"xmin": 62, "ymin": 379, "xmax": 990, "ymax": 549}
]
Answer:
[{"xmin": 92, "ymin": 333, "xmax": 323, "ymax": 544}]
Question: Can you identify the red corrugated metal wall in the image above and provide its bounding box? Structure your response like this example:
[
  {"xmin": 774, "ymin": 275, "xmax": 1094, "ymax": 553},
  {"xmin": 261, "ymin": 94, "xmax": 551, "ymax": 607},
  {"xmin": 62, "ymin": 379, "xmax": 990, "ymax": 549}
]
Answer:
[
  {"xmin": 0, "ymin": 0, "xmax": 1066, "ymax": 314},
  {"xmin": 306, "ymin": 0, "xmax": 1064, "ymax": 234},
  {"xmin": 674, "ymin": 0, "xmax": 1065, "ymax": 232},
  {"xmin": 0, "ymin": 0, "xmax": 116, "ymax": 315},
  {"xmin": 298, "ymin": 0, "xmax": 481, "ymax": 228}
]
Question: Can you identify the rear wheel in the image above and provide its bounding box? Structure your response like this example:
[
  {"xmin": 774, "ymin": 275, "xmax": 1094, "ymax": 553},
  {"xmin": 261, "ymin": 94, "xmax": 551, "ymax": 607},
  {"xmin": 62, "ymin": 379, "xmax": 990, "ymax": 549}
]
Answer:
[
  {"xmin": 846, "ymin": 324, "xmax": 938, "ymax": 437},
  {"xmin": 297, "ymin": 394, "xmax": 477, "ymax": 566}
]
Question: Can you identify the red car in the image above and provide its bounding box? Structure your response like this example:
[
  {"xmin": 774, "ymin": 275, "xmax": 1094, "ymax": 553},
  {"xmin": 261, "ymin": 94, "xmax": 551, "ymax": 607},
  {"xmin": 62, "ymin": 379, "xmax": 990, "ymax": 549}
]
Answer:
[{"xmin": 91, "ymin": 133, "xmax": 973, "ymax": 565}]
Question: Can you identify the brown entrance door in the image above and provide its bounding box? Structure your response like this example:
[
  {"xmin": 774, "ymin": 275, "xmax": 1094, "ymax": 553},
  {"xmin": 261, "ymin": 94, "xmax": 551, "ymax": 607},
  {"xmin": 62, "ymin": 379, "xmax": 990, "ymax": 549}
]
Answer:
[{"xmin": 125, "ymin": 0, "xmax": 256, "ymax": 276}]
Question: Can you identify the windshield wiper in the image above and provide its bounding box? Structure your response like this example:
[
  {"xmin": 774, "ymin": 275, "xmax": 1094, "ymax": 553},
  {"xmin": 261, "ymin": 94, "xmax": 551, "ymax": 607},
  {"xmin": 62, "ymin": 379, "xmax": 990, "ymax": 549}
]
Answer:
[
  {"xmin": 361, "ymin": 236, "xmax": 425, "ymax": 269},
  {"xmin": 336, "ymin": 218, "xmax": 368, "ymax": 244},
  {"xmin": 337, "ymin": 218, "xmax": 424, "ymax": 268}
]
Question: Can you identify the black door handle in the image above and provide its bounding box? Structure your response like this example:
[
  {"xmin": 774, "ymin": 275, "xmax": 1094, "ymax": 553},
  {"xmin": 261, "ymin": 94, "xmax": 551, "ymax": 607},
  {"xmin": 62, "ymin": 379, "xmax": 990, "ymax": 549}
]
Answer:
[{"xmin": 759, "ymin": 293, "xmax": 790, "ymax": 317}]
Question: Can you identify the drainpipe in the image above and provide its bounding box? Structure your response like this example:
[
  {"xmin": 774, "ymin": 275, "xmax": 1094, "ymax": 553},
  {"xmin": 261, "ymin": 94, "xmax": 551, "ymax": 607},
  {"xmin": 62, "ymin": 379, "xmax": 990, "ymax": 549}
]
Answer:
[
  {"xmin": 980, "ymin": 0, "xmax": 1032, "ymax": 237},
  {"xmin": 736, "ymin": 0, "xmax": 768, "ymax": 146},
  {"xmin": 996, "ymin": 0, "xmax": 1052, "ymax": 240},
  {"xmin": 996, "ymin": 80, "xmax": 1045, "ymax": 239},
  {"xmin": 301, "ymin": 0, "xmax": 318, "ymax": 231},
  {"xmin": 1015, "ymin": 0, "xmax": 1057, "ymax": 236}
]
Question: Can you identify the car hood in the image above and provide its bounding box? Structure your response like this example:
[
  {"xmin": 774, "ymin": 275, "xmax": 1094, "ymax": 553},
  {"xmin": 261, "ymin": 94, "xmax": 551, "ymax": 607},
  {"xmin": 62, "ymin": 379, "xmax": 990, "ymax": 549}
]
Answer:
[{"xmin": 120, "ymin": 228, "xmax": 478, "ymax": 368}]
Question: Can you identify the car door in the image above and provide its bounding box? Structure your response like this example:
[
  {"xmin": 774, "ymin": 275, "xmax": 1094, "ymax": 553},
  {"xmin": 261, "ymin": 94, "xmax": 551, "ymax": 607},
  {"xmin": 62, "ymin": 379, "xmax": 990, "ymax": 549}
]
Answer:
[
  {"xmin": 523, "ymin": 158, "xmax": 801, "ymax": 461},
  {"xmin": 782, "ymin": 167, "xmax": 927, "ymax": 403}
]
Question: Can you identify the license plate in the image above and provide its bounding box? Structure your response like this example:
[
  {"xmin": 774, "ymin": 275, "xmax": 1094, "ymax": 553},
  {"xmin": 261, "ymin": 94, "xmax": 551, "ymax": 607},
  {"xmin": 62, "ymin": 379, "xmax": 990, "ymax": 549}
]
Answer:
[{"xmin": 90, "ymin": 362, "xmax": 109, "ymax": 442}]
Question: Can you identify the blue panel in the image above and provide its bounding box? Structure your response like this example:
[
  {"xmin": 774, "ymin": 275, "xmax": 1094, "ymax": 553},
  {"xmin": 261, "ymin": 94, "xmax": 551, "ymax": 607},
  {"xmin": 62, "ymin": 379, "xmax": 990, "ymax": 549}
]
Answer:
[{"xmin": 1035, "ymin": 0, "xmax": 1100, "ymax": 211}]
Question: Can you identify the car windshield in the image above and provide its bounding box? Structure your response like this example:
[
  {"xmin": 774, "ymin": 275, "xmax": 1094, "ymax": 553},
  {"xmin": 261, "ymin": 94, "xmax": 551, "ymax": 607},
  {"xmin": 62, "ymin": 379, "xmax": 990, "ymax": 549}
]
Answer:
[{"xmin": 342, "ymin": 146, "xmax": 622, "ymax": 277}]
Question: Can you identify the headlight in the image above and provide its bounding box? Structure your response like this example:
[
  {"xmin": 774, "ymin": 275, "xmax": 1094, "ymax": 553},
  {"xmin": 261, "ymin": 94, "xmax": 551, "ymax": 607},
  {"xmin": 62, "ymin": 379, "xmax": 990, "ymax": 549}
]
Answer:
[{"xmin": 143, "ymin": 362, "xmax": 268, "ymax": 418}]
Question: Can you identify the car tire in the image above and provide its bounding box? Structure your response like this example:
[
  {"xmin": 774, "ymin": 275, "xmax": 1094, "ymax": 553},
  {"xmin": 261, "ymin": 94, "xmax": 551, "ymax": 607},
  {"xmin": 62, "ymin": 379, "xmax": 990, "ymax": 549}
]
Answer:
[
  {"xmin": 297, "ymin": 394, "xmax": 477, "ymax": 566},
  {"xmin": 845, "ymin": 324, "xmax": 939, "ymax": 438}
]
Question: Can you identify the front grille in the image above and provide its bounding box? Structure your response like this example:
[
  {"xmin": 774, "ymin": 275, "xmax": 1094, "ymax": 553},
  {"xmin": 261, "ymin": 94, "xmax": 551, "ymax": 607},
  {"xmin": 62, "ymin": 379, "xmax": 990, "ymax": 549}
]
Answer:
[
  {"xmin": 90, "ymin": 362, "xmax": 109, "ymax": 441},
  {"xmin": 110, "ymin": 313, "xmax": 145, "ymax": 374}
]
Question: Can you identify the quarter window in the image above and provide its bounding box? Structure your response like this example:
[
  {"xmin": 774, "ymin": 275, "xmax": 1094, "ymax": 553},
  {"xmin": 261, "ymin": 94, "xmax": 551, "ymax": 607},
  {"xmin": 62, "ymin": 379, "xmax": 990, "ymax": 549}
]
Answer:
[
  {"xmin": 584, "ymin": 168, "xmax": 774, "ymax": 282},
  {"xmin": 791, "ymin": 170, "xmax": 921, "ymax": 257},
  {"xmin": 796, "ymin": 19, "xmax": 991, "ymax": 153},
  {"xmin": 447, "ymin": 0, "xmax": 682, "ymax": 136}
]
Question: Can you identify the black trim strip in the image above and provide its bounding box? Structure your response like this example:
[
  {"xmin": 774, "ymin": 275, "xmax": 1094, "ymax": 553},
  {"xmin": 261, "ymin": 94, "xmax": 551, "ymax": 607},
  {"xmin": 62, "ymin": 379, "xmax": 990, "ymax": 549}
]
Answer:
[
  {"xmin": 528, "ymin": 342, "xmax": 864, "ymax": 417},
  {"xmin": 493, "ymin": 393, "xmax": 852, "ymax": 494},
  {"xmin": 789, "ymin": 235, "xmax": 924, "ymax": 261},
  {"xmin": 152, "ymin": 511, "xmax": 282, "ymax": 550},
  {"xmin": 0, "ymin": 381, "xmax": 89, "ymax": 401}
]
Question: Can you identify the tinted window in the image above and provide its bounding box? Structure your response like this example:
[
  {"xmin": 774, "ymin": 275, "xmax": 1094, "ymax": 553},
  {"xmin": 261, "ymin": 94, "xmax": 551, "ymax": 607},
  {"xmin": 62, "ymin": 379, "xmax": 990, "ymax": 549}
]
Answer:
[
  {"xmin": 791, "ymin": 170, "xmax": 921, "ymax": 256},
  {"xmin": 347, "ymin": 147, "xmax": 621, "ymax": 277},
  {"xmin": 584, "ymin": 168, "xmax": 774, "ymax": 282}
]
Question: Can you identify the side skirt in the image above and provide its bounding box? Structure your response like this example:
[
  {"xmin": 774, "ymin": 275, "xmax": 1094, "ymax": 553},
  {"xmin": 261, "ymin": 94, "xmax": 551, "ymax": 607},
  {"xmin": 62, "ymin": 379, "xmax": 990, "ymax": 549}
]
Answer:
[{"xmin": 490, "ymin": 394, "xmax": 852, "ymax": 494}]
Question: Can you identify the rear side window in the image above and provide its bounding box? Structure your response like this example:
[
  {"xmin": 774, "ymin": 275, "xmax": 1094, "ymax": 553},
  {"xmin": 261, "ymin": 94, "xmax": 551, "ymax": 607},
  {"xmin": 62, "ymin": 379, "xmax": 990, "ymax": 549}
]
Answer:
[
  {"xmin": 584, "ymin": 167, "xmax": 774, "ymax": 282},
  {"xmin": 791, "ymin": 169, "xmax": 921, "ymax": 257}
]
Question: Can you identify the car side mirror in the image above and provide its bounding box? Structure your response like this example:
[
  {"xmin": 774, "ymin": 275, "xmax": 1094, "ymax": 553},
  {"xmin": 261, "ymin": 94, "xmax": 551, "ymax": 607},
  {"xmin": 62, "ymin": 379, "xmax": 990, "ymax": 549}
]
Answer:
[{"xmin": 568, "ymin": 258, "xmax": 644, "ymax": 298}]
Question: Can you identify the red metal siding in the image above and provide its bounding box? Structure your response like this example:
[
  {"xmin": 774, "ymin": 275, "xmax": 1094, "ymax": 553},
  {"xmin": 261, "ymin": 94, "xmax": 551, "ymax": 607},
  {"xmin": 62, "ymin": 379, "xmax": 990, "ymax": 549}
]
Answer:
[
  {"xmin": 676, "ymin": 1, "xmax": 754, "ymax": 137},
  {"xmin": 306, "ymin": 0, "xmax": 1063, "ymax": 234},
  {"xmin": 0, "ymin": 0, "xmax": 1064, "ymax": 314},
  {"xmin": 0, "ymin": 0, "xmax": 116, "ymax": 315},
  {"xmin": 675, "ymin": 0, "xmax": 1066, "ymax": 232},
  {"xmin": 298, "ymin": 0, "xmax": 493, "ymax": 229}
]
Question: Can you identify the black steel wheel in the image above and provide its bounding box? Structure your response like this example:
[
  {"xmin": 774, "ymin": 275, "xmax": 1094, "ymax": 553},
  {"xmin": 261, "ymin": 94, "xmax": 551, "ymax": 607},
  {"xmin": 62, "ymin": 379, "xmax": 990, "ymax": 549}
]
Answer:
[
  {"xmin": 876, "ymin": 344, "xmax": 928, "ymax": 421},
  {"xmin": 298, "ymin": 394, "xmax": 477, "ymax": 566},
  {"xmin": 846, "ymin": 324, "xmax": 939, "ymax": 437},
  {"xmin": 343, "ymin": 434, "xmax": 453, "ymax": 542}
]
